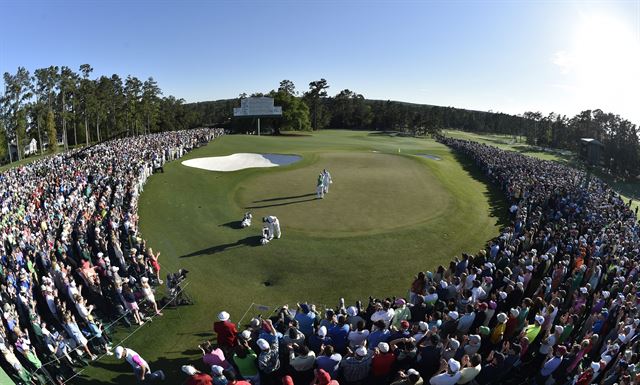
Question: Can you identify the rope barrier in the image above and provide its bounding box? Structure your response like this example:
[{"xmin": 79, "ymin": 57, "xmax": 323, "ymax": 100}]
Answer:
[{"xmin": 19, "ymin": 280, "xmax": 192, "ymax": 385}]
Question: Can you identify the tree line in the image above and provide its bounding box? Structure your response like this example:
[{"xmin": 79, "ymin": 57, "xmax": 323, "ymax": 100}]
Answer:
[
  {"xmin": 3, "ymin": 72, "xmax": 638, "ymax": 179},
  {"xmin": 0, "ymin": 65, "xmax": 198, "ymax": 162},
  {"xmin": 186, "ymin": 79, "xmax": 640, "ymax": 178}
]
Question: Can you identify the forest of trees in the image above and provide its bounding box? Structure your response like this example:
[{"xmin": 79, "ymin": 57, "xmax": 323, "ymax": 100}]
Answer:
[
  {"xmin": 187, "ymin": 78, "xmax": 640, "ymax": 178},
  {"xmin": 2, "ymin": 71, "xmax": 639, "ymax": 178},
  {"xmin": 0, "ymin": 65, "xmax": 198, "ymax": 162}
]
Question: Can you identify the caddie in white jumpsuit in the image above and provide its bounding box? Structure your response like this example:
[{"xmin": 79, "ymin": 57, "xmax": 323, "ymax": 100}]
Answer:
[
  {"xmin": 322, "ymin": 169, "xmax": 332, "ymax": 194},
  {"xmin": 263, "ymin": 216, "xmax": 281, "ymax": 239},
  {"xmin": 316, "ymin": 174, "xmax": 325, "ymax": 199}
]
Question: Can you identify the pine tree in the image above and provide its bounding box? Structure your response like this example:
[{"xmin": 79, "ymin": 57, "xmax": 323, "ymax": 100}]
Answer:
[{"xmin": 46, "ymin": 109, "xmax": 57, "ymax": 153}]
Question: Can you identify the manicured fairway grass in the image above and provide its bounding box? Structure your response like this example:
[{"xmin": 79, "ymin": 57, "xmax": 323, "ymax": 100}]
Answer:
[{"xmin": 78, "ymin": 130, "xmax": 506, "ymax": 384}]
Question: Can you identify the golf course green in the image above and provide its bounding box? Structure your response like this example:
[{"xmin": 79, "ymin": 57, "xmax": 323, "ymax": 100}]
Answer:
[{"xmin": 79, "ymin": 130, "xmax": 507, "ymax": 384}]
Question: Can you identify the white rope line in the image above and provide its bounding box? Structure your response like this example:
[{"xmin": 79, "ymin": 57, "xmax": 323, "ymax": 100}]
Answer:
[{"xmin": 50, "ymin": 280, "xmax": 192, "ymax": 385}]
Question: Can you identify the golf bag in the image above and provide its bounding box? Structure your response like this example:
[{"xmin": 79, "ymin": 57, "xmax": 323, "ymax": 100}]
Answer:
[
  {"xmin": 241, "ymin": 212, "xmax": 252, "ymax": 228},
  {"xmin": 261, "ymin": 227, "xmax": 271, "ymax": 245}
]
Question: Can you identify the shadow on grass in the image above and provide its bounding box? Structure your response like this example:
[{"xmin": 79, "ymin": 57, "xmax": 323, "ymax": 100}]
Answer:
[
  {"xmin": 180, "ymin": 236, "xmax": 263, "ymax": 258},
  {"xmin": 220, "ymin": 220, "xmax": 243, "ymax": 229},
  {"xmin": 74, "ymin": 355, "xmax": 206, "ymax": 385},
  {"xmin": 450, "ymin": 151, "xmax": 510, "ymax": 229},
  {"xmin": 368, "ymin": 131, "xmax": 417, "ymax": 138},
  {"xmin": 245, "ymin": 197, "xmax": 319, "ymax": 209},
  {"xmin": 278, "ymin": 132, "xmax": 313, "ymax": 137},
  {"xmin": 253, "ymin": 193, "xmax": 316, "ymax": 203}
]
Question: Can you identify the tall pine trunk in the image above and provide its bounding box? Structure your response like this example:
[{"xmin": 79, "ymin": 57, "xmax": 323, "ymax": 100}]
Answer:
[{"xmin": 85, "ymin": 116, "xmax": 89, "ymax": 146}]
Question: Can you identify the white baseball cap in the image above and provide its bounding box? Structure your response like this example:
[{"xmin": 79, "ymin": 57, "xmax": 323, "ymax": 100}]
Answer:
[
  {"xmin": 182, "ymin": 365, "xmax": 197, "ymax": 376},
  {"xmin": 211, "ymin": 365, "xmax": 224, "ymax": 376},
  {"xmin": 378, "ymin": 342, "xmax": 390, "ymax": 353},
  {"xmin": 257, "ymin": 338, "xmax": 270, "ymax": 351},
  {"xmin": 448, "ymin": 358, "xmax": 461, "ymax": 372},
  {"xmin": 355, "ymin": 346, "xmax": 368, "ymax": 357},
  {"xmin": 115, "ymin": 346, "xmax": 124, "ymax": 359}
]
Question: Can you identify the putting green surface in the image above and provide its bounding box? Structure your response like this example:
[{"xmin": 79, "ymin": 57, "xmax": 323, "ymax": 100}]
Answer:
[
  {"xmin": 79, "ymin": 130, "xmax": 506, "ymax": 384},
  {"xmin": 239, "ymin": 152, "xmax": 449, "ymax": 236}
]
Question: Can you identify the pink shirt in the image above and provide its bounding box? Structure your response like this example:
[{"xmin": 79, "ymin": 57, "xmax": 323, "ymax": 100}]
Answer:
[{"xmin": 203, "ymin": 348, "xmax": 230, "ymax": 369}]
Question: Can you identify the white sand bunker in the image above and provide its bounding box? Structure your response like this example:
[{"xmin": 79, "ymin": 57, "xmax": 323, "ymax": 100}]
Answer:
[
  {"xmin": 417, "ymin": 154, "xmax": 442, "ymax": 161},
  {"xmin": 182, "ymin": 153, "xmax": 301, "ymax": 172}
]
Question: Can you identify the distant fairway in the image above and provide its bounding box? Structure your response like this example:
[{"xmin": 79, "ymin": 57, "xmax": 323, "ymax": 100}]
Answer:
[{"xmin": 80, "ymin": 130, "xmax": 507, "ymax": 384}]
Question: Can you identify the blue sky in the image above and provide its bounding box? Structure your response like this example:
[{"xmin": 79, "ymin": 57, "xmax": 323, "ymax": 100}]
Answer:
[{"xmin": 1, "ymin": 0, "xmax": 639, "ymax": 123}]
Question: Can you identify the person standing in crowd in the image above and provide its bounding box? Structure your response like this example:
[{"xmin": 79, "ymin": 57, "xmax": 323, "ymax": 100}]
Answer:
[
  {"xmin": 214, "ymin": 311, "xmax": 238, "ymax": 356},
  {"xmin": 182, "ymin": 365, "xmax": 214, "ymax": 385}
]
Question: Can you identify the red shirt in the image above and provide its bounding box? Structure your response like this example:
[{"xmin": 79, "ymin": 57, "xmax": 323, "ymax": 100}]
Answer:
[
  {"xmin": 187, "ymin": 373, "xmax": 213, "ymax": 385},
  {"xmin": 371, "ymin": 352, "xmax": 396, "ymax": 377},
  {"xmin": 214, "ymin": 320, "xmax": 238, "ymax": 348}
]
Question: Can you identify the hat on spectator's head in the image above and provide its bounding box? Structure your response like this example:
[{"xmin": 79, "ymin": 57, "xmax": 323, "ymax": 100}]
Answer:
[
  {"xmin": 346, "ymin": 306, "xmax": 358, "ymax": 317},
  {"xmin": 534, "ymin": 315, "xmax": 544, "ymax": 324},
  {"xmin": 579, "ymin": 287, "xmax": 588, "ymax": 294},
  {"xmin": 378, "ymin": 342, "xmax": 389, "ymax": 353},
  {"xmin": 407, "ymin": 368, "xmax": 420, "ymax": 377},
  {"xmin": 249, "ymin": 318, "xmax": 261, "ymax": 328},
  {"xmin": 479, "ymin": 326, "xmax": 490, "ymax": 335},
  {"xmin": 469, "ymin": 335, "xmax": 481, "ymax": 345},
  {"xmin": 300, "ymin": 303, "xmax": 310, "ymax": 313},
  {"xmin": 182, "ymin": 365, "xmax": 197, "ymax": 376},
  {"xmin": 488, "ymin": 301, "xmax": 497, "ymax": 310},
  {"xmin": 419, "ymin": 321, "xmax": 428, "ymax": 331},
  {"xmin": 449, "ymin": 338, "xmax": 460, "ymax": 350},
  {"xmin": 448, "ymin": 311, "xmax": 459, "ymax": 320},
  {"xmin": 115, "ymin": 346, "xmax": 124, "ymax": 359},
  {"xmin": 510, "ymin": 308, "xmax": 520, "ymax": 317},
  {"xmin": 590, "ymin": 361, "xmax": 601, "ymax": 372},
  {"xmin": 257, "ymin": 339, "xmax": 270, "ymax": 351},
  {"xmin": 355, "ymin": 346, "xmax": 367, "ymax": 357},
  {"xmin": 217, "ymin": 311, "xmax": 230, "ymax": 321},
  {"xmin": 497, "ymin": 313, "xmax": 507, "ymax": 323},
  {"xmin": 400, "ymin": 320, "xmax": 410, "ymax": 329},
  {"xmin": 395, "ymin": 298, "xmax": 406, "ymax": 306},
  {"xmin": 448, "ymin": 358, "xmax": 461, "ymax": 373},
  {"xmin": 602, "ymin": 291, "xmax": 610, "ymax": 298},
  {"xmin": 240, "ymin": 330, "xmax": 251, "ymax": 341},
  {"xmin": 555, "ymin": 325, "xmax": 564, "ymax": 334},
  {"xmin": 211, "ymin": 365, "xmax": 224, "ymax": 376},
  {"xmin": 317, "ymin": 326, "xmax": 327, "ymax": 337}
]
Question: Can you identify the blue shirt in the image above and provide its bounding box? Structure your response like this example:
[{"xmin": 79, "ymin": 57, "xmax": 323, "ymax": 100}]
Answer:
[
  {"xmin": 316, "ymin": 355, "xmax": 341, "ymax": 378},
  {"xmin": 295, "ymin": 312, "xmax": 316, "ymax": 336},
  {"xmin": 367, "ymin": 329, "xmax": 390, "ymax": 349},
  {"xmin": 329, "ymin": 324, "xmax": 349, "ymax": 352}
]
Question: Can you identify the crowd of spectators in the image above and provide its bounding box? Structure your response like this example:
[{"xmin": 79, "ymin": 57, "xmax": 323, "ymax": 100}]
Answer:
[
  {"xmin": 0, "ymin": 128, "xmax": 223, "ymax": 384},
  {"xmin": 184, "ymin": 138, "xmax": 640, "ymax": 385}
]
